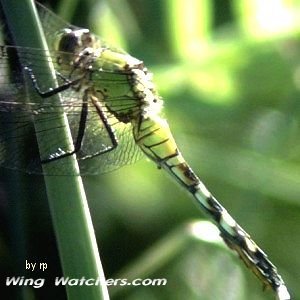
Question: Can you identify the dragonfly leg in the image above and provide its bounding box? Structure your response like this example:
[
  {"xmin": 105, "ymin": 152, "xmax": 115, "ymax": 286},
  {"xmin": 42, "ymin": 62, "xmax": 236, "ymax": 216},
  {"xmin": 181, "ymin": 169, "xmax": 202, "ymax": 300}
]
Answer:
[
  {"xmin": 42, "ymin": 89, "xmax": 118, "ymax": 164},
  {"xmin": 23, "ymin": 66, "xmax": 80, "ymax": 98},
  {"xmin": 63, "ymin": 89, "xmax": 119, "ymax": 157},
  {"xmin": 41, "ymin": 88, "xmax": 89, "ymax": 164},
  {"xmin": 80, "ymin": 92, "xmax": 118, "ymax": 160}
]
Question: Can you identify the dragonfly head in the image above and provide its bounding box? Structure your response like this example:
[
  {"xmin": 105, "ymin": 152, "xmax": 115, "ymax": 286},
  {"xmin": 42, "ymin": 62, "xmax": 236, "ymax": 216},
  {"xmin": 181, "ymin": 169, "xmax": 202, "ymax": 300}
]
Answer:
[{"xmin": 54, "ymin": 28, "xmax": 97, "ymax": 66}]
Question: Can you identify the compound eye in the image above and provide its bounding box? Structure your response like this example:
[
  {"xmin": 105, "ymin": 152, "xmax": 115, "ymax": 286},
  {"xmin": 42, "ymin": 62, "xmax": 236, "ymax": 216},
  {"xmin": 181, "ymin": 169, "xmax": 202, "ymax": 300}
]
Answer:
[
  {"xmin": 57, "ymin": 32, "xmax": 79, "ymax": 53},
  {"xmin": 81, "ymin": 32, "xmax": 94, "ymax": 47}
]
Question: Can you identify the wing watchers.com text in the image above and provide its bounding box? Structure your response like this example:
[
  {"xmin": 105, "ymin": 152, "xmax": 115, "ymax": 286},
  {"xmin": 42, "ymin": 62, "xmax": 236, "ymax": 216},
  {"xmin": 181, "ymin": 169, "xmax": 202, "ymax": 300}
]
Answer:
[{"xmin": 6, "ymin": 276, "xmax": 168, "ymax": 289}]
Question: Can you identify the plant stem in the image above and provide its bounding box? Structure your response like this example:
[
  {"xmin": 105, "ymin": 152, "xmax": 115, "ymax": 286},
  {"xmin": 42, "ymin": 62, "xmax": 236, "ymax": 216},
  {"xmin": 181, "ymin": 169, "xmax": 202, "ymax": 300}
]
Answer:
[{"xmin": 0, "ymin": 1, "xmax": 109, "ymax": 299}]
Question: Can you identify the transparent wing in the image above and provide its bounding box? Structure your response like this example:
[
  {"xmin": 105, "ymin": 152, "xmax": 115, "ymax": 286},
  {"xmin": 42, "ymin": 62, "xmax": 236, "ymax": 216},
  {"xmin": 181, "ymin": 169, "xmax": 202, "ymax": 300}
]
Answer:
[
  {"xmin": 36, "ymin": 2, "xmax": 78, "ymax": 45},
  {"xmin": 36, "ymin": 2, "xmax": 125, "ymax": 54},
  {"xmin": 0, "ymin": 45, "xmax": 143, "ymax": 175}
]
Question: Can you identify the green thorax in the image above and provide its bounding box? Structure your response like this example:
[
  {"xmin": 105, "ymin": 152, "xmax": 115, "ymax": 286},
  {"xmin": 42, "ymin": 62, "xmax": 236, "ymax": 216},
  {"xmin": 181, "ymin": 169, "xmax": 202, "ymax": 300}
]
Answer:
[{"xmin": 54, "ymin": 28, "xmax": 163, "ymax": 123}]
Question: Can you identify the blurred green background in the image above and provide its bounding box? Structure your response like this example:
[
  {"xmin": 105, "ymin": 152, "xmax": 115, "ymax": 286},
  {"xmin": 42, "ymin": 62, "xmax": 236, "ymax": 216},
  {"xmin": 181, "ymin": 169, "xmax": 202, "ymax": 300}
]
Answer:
[{"xmin": 1, "ymin": 0, "xmax": 300, "ymax": 299}]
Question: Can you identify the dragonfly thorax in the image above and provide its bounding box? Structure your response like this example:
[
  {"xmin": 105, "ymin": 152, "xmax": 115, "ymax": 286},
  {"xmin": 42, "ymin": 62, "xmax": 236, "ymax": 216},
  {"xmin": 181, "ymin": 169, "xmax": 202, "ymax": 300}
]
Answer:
[{"xmin": 130, "ymin": 68, "xmax": 163, "ymax": 119}]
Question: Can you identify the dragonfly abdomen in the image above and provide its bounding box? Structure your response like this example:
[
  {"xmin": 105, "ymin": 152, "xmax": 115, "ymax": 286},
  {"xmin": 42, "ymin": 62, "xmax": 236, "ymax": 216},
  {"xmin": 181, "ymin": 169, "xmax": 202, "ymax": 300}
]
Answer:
[{"xmin": 133, "ymin": 113, "xmax": 290, "ymax": 299}]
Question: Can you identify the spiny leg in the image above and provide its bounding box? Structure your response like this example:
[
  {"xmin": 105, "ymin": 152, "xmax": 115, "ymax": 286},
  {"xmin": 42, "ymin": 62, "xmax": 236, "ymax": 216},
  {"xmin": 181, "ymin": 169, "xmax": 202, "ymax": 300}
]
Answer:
[
  {"xmin": 41, "ymin": 89, "xmax": 89, "ymax": 163},
  {"xmin": 24, "ymin": 67, "xmax": 118, "ymax": 163},
  {"xmin": 24, "ymin": 65, "xmax": 92, "ymax": 162},
  {"xmin": 38, "ymin": 87, "xmax": 118, "ymax": 163},
  {"xmin": 79, "ymin": 92, "xmax": 119, "ymax": 160},
  {"xmin": 23, "ymin": 66, "xmax": 81, "ymax": 98}
]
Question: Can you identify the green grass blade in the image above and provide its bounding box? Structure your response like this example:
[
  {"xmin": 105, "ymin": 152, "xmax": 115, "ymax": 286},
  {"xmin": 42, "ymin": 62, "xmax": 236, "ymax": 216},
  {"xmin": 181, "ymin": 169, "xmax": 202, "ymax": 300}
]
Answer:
[
  {"xmin": 165, "ymin": 0, "xmax": 212, "ymax": 60},
  {"xmin": 57, "ymin": 0, "xmax": 80, "ymax": 22},
  {"xmin": 1, "ymin": 1, "xmax": 109, "ymax": 299}
]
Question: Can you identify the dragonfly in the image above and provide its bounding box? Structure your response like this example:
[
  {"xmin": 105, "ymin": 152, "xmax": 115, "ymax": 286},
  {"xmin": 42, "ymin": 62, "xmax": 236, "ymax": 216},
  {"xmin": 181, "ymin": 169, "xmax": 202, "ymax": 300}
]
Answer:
[{"xmin": 0, "ymin": 2, "xmax": 290, "ymax": 300}]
